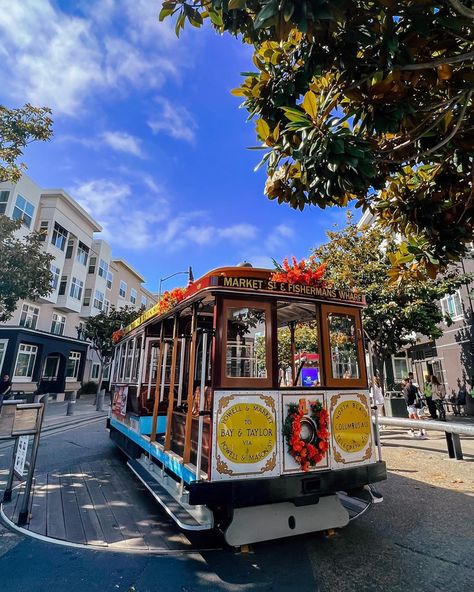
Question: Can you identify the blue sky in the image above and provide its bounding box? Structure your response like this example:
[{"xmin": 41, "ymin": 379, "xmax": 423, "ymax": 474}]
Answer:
[{"xmin": 0, "ymin": 0, "xmax": 348, "ymax": 292}]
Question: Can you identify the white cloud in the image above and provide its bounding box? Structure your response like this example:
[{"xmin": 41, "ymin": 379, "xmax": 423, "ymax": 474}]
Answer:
[
  {"xmin": 101, "ymin": 131, "xmax": 144, "ymax": 157},
  {"xmin": 0, "ymin": 0, "xmax": 184, "ymax": 115},
  {"xmin": 148, "ymin": 98, "xmax": 197, "ymax": 143}
]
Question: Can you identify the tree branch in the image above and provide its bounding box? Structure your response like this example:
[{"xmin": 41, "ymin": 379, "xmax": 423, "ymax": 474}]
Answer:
[
  {"xmin": 448, "ymin": 0, "xmax": 474, "ymax": 19},
  {"xmin": 393, "ymin": 51, "xmax": 474, "ymax": 70}
]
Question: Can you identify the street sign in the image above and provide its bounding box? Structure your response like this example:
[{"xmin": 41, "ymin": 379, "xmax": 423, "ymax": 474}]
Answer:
[{"xmin": 14, "ymin": 435, "xmax": 29, "ymax": 478}]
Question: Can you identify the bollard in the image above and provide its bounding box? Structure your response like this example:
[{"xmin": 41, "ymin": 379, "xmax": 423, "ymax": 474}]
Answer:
[
  {"xmin": 66, "ymin": 391, "xmax": 77, "ymax": 416},
  {"xmin": 96, "ymin": 388, "xmax": 105, "ymax": 412}
]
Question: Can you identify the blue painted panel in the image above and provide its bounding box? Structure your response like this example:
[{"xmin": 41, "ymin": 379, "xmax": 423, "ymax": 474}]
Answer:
[
  {"xmin": 110, "ymin": 417, "xmax": 195, "ymax": 483},
  {"xmin": 139, "ymin": 415, "xmax": 166, "ymax": 435}
]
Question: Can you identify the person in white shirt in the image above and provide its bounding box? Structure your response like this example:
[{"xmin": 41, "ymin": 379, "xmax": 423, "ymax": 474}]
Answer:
[{"xmin": 370, "ymin": 376, "xmax": 385, "ymax": 416}]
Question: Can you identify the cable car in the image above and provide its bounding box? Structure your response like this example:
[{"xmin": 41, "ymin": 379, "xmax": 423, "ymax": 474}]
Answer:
[{"xmin": 108, "ymin": 265, "xmax": 386, "ymax": 546}]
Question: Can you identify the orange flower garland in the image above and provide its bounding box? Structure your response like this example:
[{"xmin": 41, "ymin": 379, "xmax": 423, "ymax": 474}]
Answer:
[
  {"xmin": 156, "ymin": 286, "xmax": 189, "ymax": 315},
  {"xmin": 271, "ymin": 256, "xmax": 326, "ymax": 286},
  {"xmin": 283, "ymin": 401, "xmax": 330, "ymax": 471},
  {"xmin": 111, "ymin": 329, "xmax": 124, "ymax": 344}
]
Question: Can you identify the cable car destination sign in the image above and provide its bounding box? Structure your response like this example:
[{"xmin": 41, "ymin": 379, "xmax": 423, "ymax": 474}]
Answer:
[{"xmin": 218, "ymin": 276, "xmax": 364, "ymax": 304}]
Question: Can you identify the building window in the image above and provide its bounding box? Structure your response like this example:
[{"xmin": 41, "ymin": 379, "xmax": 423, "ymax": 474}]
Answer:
[
  {"xmin": 65, "ymin": 238, "xmax": 74, "ymax": 259},
  {"xmin": 12, "ymin": 194, "xmax": 35, "ymax": 228},
  {"xmin": 13, "ymin": 344, "xmax": 38, "ymax": 380},
  {"xmin": 106, "ymin": 271, "xmax": 113, "ymax": 290},
  {"xmin": 76, "ymin": 241, "xmax": 89, "ymax": 265},
  {"xmin": 91, "ymin": 363, "xmax": 100, "ymax": 380},
  {"xmin": 130, "ymin": 288, "xmax": 137, "ymax": 304},
  {"xmin": 69, "ymin": 276, "xmax": 84, "ymax": 300},
  {"xmin": 93, "ymin": 290, "xmax": 104, "ymax": 310},
  {"xmin": 102, "ymin": 364, "xmax": 110, "ymax": 380},
  {"xmin": 98, "ymin": 259, "xmax": 109, "ymax": 279},
  {"xmin": 19, "ymin": 303, "xmax": 39, "ymax": 329},
  {"xmin": 0, "ymin": 339, "xmax": 8, "ymax": 374},
  {"xmin": 51, "ymin": 313, "xmax": 66, "ymax": 335},
  {"xmin": 66, "ymin": 352, "xmax": 81, "ymax": 380},
  {"xmin": 141, "ymin": 295, "xmax": 147, "ymax": 308},
  {"xmin": 104, "ymin": 299, "xmax": 110, "ymax": 314},
  {"xmin": 42, "ymin": 355, "xmax": 60, "ymax": 380},
  {"xmin": 58, "ymin": 275, "xmax": 68, "ymax": 296},
  {"xmin": 119, "ymin": 281, "xmax": 127, "ymax": 298},
  {"xmin": 51, "ymin": 222, "xmax": 68, "ymax": 251},
  {"xmin": 83, "ymin": 288, "xmax": 92, "ymax": 307},
  {"xmin": 38, "ymin": 220, "xmax": 49, "ymax": 241},
  {"xmin": 0, "ymin": 190, "xmax": 10, "ymax": 215},
  {"xmin": 50, "ymin": 264, "xmax": 61, "ymax": 290},
  {"xmin": 441, "ymin": 291, "xmax": 464, "ymax": 321},
  {"xmin": 392, "ymin": 354, "xmax": 409, "ymax": 382},
  {"xmin": 88, "ymin": 256, "xmax": 96, "ymax": 274}
]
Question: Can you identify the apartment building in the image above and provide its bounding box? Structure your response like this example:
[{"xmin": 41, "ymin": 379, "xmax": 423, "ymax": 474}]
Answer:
[
  {"xmin": 0, "ymin": 174, "xmax": 157, "ymax": 398},
  {"xmin": 358, "ymin": 210, "xmax": 474, "ymax": 393}
]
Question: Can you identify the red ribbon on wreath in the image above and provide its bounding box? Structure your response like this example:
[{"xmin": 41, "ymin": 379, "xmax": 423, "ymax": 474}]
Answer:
[{"xmin": 283, "ymin": 401, "xmax": 330, "ymax": 472}]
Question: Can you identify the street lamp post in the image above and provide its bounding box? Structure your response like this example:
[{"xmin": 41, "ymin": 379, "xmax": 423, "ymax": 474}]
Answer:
[{"xmin": 158, "ymin": 266, "xmax": 194, "ymax": 299}]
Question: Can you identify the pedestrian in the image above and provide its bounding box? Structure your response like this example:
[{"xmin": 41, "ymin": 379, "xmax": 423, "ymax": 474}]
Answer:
[
  {"xmin": 431, "ymin": 375, "xmax": 446, "ymax": 421},
  {"xmin": 0, "ymin": 373, "xmax": 12, "ymax": 406},
  {"xmin": 370, "ymin": 376, "xmax": 385, "ymax": 416},
  {"xmin": 423, "ymin": 375, "xmax": 437, "ymax": 419},
  {"xmin": 456, "ymin": 380, "xmax": 467, "ymax": 417},
  {"xmin": 402, "ymin": 378, "xmax": 424, "ymax": 438}
]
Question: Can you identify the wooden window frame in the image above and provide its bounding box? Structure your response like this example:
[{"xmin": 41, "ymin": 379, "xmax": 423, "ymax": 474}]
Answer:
[
  {"xmin": 219, "ymin": 298, "xmax": 273, "ymax": 389},
  {"xmin": 320, "ymin": 304, "xmax": 367, "ymax": 389}
]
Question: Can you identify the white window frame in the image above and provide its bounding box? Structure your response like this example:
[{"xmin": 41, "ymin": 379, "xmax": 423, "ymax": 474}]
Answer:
[
  {"xmin": 91, "ymin": 363, "xmax": 100, "ymax": 380},
  {"xmin": 19, "ymin": 303, "xmax": 39, "ymax": 330},
  {"xmin": 12, "ymin": 194, "xmax": 35, "ymax": 228},
  {"xmin": 69, "ymin": 276, "xmax": 84, "ymax": 300},
  {"xmin": 98, "ymin": 258, "xmax": 109, "ymax": 279},
  {"xmin": 51, "ymin": 313, "xmax": 66, "ymax": 335},
  {"xmin": 441, "ymin": 290, "xmax": 464, "ymax": 322},
  {"xmin": 66, "ymin": 351, "xmax": 81, "ymax": 381},
  {"xmin": 130, "ymin": 288, "xmax": 137, "ymax": 304},
  {"xmin": 141, "ymin": 295, "xmax": 147, "ymax": 308},
  {"xmin": 76, "ymin": 241, "xmax": 89, "ymax": 265},
  {"xmin": 93, "ymin": 290, "xmax": 104, "ymax": 311},
  {"xmin": 0, "ymin": 339, "xmax": 8, "ymax": 374},
  {"xmin": 50, "ymin": 264, "xmax": 61, "ymax": 291},
  {"xmin": 104, "ymin": 299, "xmax": 110, "ymax": 314},
  {"xmin": 106, "ymin": 271, "xmax": 113, "ymax": 290},
  {"xmin": 42, "ymin": 355, "xmax": 60, "ymax": 380},
  {"xmin": 392, "ymin": 354, "xmax": 409, "ymax": 382},
  {"xmin": 119, "ymin": 280, "xmax": 127, "ymax": 298},
  {"xmin": 0, "ymin": 190, "xmax": 10, "ymax": 215},
  {"xmin": 51, "ymin": 222, "xmax": 68, "ymax": 251},
  {"xmin": 13, "ymin": 344, "xmax": 38, "ymax": 381}
]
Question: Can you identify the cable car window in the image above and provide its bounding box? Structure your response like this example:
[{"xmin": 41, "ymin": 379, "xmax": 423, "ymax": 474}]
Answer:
[
  {"xmin": 328, "ymin": 313, "xmax": 360, "ymax": 380},
  {"xmin": 226, "ymin": 307, "xmax": 267, "ymax": 378}
]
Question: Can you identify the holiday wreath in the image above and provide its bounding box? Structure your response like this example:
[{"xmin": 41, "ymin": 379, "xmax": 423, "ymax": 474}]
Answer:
[{"xmin": 283, "ymin": 401, "xmax": 330, "ymax": 471}]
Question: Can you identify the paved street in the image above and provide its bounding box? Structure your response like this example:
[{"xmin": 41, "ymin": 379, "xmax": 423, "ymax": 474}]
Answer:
[{"xmin": 0, "ymin": 403, "xmax": 473, "ymax": 592}]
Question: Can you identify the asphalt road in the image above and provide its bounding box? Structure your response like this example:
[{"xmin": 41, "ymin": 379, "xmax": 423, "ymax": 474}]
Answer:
[{"xmin": 0, "ymin": 420, "xmax": 472, "ymax": 592}]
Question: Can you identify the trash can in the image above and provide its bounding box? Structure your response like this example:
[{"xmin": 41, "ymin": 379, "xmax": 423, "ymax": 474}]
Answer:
[{"xmin": 384, "ymin": 392, "xmax": 408, "ymax": 418}]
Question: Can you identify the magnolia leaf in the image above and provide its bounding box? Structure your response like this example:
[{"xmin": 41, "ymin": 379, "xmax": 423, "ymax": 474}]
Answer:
[
  {"xmin": 256, "ymin": 118, "xmax": 271, "ymax": 140},
  {"xmin": 229, "ymin": 0, "xmax": 246, "ymax": 9},
  {"xmin": 302, "ymin": 91, "xmax": 318, "ymax": 119}
]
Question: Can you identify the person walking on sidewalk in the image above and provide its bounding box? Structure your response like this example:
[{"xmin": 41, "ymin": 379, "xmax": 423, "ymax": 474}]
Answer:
[
  {"xmin": 423, "ymin": 375, "xmax": 438, "ymax": 419},
  {"xmin": 0, "ymin": 373, "xmax": 12, "ymax": 406},
  {"xmin": 431, "ymin": 375, "xmax": 446, "ymax": 421},
  {"xmin": 402, "ymin": 378, "xmax": 424, "ymax": 438}
]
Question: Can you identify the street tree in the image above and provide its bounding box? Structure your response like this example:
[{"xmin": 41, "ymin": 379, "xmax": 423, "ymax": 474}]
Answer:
[
  {"xmin": 159, "ymin": 1, "xmax": 473, "ymax": 273},
  {"xmin": 0, "ymin": 216, "xmax": 54, "ymax": 322},
  {"xmin": 311, "ymin": 216, "xmax": 471, "ymax": 390},
  {"xmin": 81, "ymin": 306, "xmax": 143, "ymax": 394},
  {"xmin": 1, "ymin": 103, "xmax": 53, "ymax": 183},
  {"xmin": 257, "ymin": 322, "xmax": 319, "ymax": 374}
]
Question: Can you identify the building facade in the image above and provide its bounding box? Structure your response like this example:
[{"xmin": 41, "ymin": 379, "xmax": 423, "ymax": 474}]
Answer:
[
  {"xmin": 0, "ymin": 175, "xmax": 157, "ymax": 398},
  {"xmin": 358, "ymin": 211, "xmax": 474, "ymax": 395}
]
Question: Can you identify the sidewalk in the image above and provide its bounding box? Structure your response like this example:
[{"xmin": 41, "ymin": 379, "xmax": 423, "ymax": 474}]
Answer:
[{"xmin": 41, "ymin": 393, "xmax": 109, "ymax": 431}]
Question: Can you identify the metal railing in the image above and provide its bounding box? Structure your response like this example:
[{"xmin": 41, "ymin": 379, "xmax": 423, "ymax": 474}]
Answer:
[{"xmin": 374, "ymin": 415, "xmax": 474, "ymax": 460}]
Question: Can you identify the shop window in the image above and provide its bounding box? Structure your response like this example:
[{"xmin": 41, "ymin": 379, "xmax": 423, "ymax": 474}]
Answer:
[{"xmin": 13, "ymin": 344, "xmax": 38, "ymax": 380}]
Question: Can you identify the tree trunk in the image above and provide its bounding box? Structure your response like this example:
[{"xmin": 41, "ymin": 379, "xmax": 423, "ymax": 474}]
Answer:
[{"xmin": 375, "ymin": 355, "xmax": 387, "ymax": 396}]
